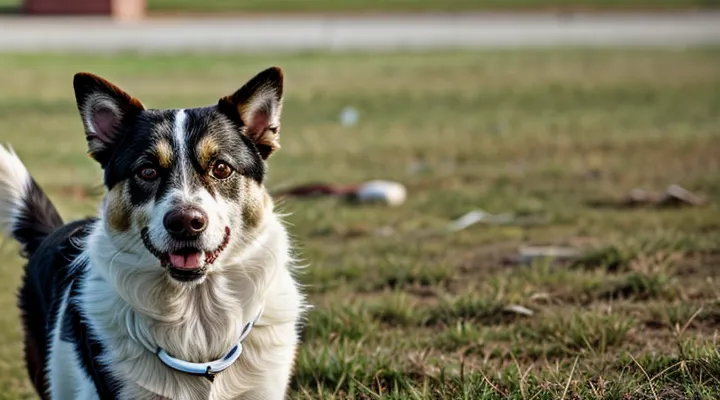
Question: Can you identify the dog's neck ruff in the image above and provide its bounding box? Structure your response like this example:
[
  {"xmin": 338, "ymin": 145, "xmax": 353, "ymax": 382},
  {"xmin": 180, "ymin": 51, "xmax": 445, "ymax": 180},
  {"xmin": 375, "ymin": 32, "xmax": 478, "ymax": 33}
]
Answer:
[{"xmin": 150, "ymin": 309, "xmax": 262, "ymax": 382}]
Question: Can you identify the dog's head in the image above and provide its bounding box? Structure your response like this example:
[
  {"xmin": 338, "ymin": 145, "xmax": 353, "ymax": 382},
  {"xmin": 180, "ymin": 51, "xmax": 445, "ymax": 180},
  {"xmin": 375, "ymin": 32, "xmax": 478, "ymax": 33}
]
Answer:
[{"xmin": 73, "ymin": 68, "xmax": 283, "ymax": 283}]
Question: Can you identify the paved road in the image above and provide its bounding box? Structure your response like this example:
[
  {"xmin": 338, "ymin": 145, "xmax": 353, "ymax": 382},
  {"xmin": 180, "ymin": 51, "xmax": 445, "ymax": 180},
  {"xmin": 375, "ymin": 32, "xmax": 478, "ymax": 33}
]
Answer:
[{"xmin": 0, "ymin": 12, "xmax": 719, "ymax": 53}]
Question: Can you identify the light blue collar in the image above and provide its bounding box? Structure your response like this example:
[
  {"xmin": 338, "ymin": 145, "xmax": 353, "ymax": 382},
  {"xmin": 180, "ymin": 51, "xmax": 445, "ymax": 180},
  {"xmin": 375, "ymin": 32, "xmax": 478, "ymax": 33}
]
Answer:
[{"xmin": 153, "ymin": 309, "xmax": 262, "ymax": 382}]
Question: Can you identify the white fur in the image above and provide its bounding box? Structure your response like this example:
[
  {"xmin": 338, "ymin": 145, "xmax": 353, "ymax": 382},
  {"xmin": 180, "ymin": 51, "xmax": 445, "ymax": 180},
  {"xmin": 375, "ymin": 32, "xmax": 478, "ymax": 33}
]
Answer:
[
  {"xmin": 63, "ymin": 198, "xmax": 305, "ymax": 399},
  {"xmin": 173, "ymin": 109, "xmax": 190, "ymax": 191},
  {"xmin": 47, "ymin": 287, "xmax": 99, "ymax": 399},
  {"xmin": 0, "ymin": 145, "xmax": 30, "ymax": 235}
]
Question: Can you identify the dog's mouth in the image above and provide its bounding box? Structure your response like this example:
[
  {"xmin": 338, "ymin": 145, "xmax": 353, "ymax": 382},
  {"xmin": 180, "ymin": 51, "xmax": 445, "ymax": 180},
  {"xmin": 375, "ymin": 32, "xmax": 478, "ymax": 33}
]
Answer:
[{"xmin": 140, "ymin": 227, "xmax": 231, "ymax": 282}]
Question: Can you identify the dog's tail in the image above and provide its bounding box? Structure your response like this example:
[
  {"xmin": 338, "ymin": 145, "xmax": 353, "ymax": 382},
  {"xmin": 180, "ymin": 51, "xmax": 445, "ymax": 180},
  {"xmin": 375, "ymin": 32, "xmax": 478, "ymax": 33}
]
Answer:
[{"xmin": 0, "ymin": 145, "xmax": 63, "ymax": 258}]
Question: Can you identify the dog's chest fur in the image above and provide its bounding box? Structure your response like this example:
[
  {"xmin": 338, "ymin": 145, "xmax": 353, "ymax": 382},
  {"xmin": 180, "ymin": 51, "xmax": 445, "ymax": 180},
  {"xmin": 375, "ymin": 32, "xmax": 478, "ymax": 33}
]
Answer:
[{"xmin": 46, "ymin": 212, "xmax": 303, "ymax": 400}]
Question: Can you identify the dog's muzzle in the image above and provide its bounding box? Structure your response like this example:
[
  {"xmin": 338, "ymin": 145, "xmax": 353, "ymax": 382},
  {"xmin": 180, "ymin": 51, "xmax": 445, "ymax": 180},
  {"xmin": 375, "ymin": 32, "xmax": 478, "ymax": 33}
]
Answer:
[{"xmin": 140, "ymin": 227, "xmax": 231, "ymax": 282}]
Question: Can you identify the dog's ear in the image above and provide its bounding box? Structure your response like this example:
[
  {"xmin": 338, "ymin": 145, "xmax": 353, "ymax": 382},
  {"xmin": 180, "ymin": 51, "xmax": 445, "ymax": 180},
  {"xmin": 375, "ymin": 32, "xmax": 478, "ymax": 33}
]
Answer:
[
  {"xmin": 217, "ymin": 67, "xmax": 284, "ymax": 160},
  {"xmin": 73, "ymin": 72, "xmax": 145, "ymax": 166}
]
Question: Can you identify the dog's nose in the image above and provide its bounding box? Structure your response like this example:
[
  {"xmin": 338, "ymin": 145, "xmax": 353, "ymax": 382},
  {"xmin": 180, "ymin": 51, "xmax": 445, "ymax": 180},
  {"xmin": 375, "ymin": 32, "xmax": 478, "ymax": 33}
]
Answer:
[{"xmin": 163, "ymin": 206, "xmax": 208, "ymax": 239}]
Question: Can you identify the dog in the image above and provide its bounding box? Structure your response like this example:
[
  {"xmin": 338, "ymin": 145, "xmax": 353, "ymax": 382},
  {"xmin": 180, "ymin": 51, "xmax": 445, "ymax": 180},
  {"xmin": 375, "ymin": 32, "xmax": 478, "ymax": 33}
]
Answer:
[{"xmin": 0, "ymin": 67, "xmax": 306, "ymax": 399}]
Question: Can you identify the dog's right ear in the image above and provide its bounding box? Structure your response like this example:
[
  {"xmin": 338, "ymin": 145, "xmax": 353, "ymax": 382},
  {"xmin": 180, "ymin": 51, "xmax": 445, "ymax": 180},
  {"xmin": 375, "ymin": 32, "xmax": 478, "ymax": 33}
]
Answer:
[{"xmin": 73, "ymin": 72, "xmax": 145, "ymax": 166}]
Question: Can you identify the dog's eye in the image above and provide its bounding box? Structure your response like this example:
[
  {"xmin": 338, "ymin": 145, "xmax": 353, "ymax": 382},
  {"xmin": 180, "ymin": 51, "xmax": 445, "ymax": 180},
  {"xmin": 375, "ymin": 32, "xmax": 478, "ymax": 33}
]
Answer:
[
  {"xmin": 210, "ymin": 161, "xmax": 234, "ymax": 180},
  {"xmin": 137, "ymin": 167, "xmax": 158, "ymax": 181}
]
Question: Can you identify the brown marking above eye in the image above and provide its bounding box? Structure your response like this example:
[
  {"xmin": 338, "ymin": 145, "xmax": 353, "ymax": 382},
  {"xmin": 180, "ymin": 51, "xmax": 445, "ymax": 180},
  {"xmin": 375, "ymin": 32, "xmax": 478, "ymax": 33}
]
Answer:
[
  {"xmin": 196, "ymin": 136, "xmax": 219, "ymax": 167},
  {"xmin": 154, "ymin": 140, "xmax": 173, "ymax": 169}
]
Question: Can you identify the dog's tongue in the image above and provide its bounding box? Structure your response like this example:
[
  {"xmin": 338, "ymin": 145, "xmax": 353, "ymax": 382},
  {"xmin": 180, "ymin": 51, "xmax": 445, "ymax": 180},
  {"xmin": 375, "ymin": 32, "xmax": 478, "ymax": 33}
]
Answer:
[{"xmin": 169, "ymin": 252, "xmax": 202, "ymax": 270}]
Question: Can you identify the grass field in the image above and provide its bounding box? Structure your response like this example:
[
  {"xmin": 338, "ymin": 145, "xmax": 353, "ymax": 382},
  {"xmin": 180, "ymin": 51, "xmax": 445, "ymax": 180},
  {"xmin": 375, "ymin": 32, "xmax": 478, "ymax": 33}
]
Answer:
[
  {"xmin": 0, "ymin": 0, "xmax": 715, "ymax": 14},
  {"xmin": 0, "ymin": 48, "xmax": 719, "ymax": 399}
]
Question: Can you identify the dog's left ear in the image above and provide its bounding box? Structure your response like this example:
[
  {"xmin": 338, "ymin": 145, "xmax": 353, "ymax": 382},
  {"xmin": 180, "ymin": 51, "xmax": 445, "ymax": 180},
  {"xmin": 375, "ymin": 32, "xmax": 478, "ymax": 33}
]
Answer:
[
  {"xmin": 73, "ymin": 72, "xmax": 145, "ymax": 167},
  {"xmin": 218, "ymin": 67, "xmax": 284, "ymax": 160}
]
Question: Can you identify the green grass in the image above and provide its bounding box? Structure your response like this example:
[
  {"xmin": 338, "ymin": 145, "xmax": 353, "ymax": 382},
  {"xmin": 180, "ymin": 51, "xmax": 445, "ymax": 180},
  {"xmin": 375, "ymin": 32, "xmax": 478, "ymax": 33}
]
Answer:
[
  {"xmin": 0, "ymin": 0, "xmax": 715, "ymax": 14},
  {"xmin": 0, "ymin": 48, "xmax": 719, "ymax": 398}
]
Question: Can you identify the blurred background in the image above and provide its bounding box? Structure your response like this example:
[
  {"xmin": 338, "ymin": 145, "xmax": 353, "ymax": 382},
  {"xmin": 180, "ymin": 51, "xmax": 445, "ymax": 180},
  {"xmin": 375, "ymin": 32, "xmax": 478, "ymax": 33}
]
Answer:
[{"xmin": 0, "ymin": 1, "xmax": 719, "ymax": 399}]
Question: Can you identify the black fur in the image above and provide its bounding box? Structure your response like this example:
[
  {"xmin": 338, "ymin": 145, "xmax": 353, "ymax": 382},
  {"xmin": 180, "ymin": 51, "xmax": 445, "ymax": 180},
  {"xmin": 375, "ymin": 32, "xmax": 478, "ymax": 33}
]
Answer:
[
  {"xmin": 18, "ymin": 217, "xmax": 94, "ymax": 398},
  {"xmin": 184, "ymin": 107, "xmax": 265, "ymax": 188},
  {"xmin": 206, "ymin": 106, "xmax": 267, "ymax": 182},
  {"xmin": 105, "ymin": 110, "xmax": 173, "ymax": 192},
  {"xmin": 19, "ymin": 211, "xmax": 121, "ymax": 399},
  {"xmin": 11, "ymin": 178, "xmax": 63, "ymax": 258},
  {"xmin": 105, "ymin": 107, "xmax": 265, "ymax": 209},
  {"xmin": 61, "ymin": 267, "xmax": 121, "ymax": 400}
]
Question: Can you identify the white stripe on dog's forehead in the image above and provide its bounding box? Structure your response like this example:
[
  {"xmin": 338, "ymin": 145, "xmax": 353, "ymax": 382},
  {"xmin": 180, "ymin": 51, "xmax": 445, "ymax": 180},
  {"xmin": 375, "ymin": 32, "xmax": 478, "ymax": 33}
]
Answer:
[{"xmin": 173, "ymin": 109, "xmax": 189, "ymax": 192}]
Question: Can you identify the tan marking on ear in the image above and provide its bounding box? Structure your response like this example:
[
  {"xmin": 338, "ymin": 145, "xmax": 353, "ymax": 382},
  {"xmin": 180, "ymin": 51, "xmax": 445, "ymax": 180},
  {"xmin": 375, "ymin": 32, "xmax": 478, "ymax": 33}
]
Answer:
[
  {"xmin": 196, "ymin": 136, "xmax": 219, "ymax": 167},
  {"xmin": 154, "ymin": 140, "xmax": 173, "ymax": 169},
  {"xmin": 105, "ymin": 184, "xmax": 130, "ymax": 232},
  {"xmin": 246, "ymin": 125, "xmax": 281, "ymax": 159},
  {"xmin": 241, "ymin": 179, "xmax": 265, "ymax": 230}
]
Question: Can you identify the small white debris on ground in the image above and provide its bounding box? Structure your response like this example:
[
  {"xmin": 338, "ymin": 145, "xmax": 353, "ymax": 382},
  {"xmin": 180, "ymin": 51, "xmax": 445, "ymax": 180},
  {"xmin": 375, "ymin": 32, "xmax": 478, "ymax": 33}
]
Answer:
[
  {"xmin": 353, "ymin": 180, "xmax": 407, "ymax": 206},
  {"xmin": 339, "ymin": 106, "xmax": 359, "ymax": 126},
  {"xmin": 447, "ymin": 209, "xmax": 515, "ymax": 232},
  {"xmin": 517, "ymin": 246, "xmax": 583, "ymax": 264},
  {"xmin": 503, "ymin": 305, "xmax": 534, "ymax": 316}
]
